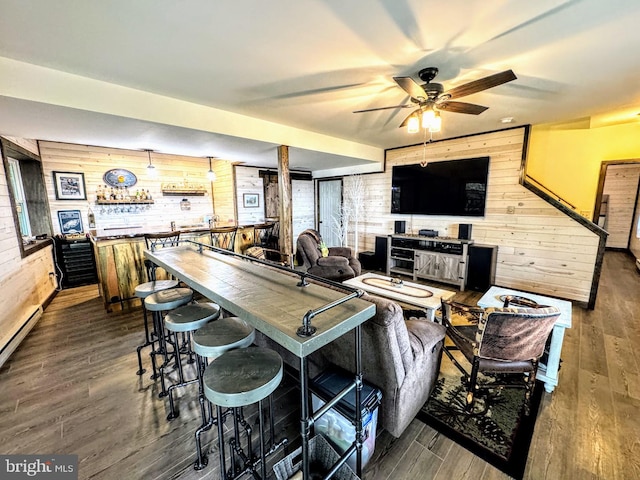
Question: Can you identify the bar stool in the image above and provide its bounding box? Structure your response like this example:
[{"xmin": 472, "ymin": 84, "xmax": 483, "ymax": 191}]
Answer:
[
  {"xmin": 144, "ymin": 287, "xmax": 193, "ymax": 396},
  {"xmin": 134, "ymin": 279, "xmax": 178, "ymax": 377},
  {"xmin": 192, "ymin": 317, "xmax": 256, "ymax": 470},
  {"xmin": 203, "ymin": 347, "xmax": 283, "ymax": 480},
  {"xmin": 162, "ymin": 302, "xmax": 221, "ymax": 420}
]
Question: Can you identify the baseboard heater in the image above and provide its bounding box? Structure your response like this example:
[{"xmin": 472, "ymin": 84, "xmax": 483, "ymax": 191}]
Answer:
[{"xmin": 0, "ymin": 305, "xmax": 43, "ymax": 369}]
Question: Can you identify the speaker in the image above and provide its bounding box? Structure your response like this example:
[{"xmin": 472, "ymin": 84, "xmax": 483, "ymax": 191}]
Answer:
[
  {"xmin": 374, "ymin": 236, "xmax": 388, "ymax": 271},
  {"xmin": 467, "ymin": 244, "xmax": 497, "ymax": 292},
  {"xmin": 458, "ymin": 223, "xmax": 472, "ymax": 240},
  {"xmin": 394, "ymin": 221, "xmax": 406, "ymax": 234}
]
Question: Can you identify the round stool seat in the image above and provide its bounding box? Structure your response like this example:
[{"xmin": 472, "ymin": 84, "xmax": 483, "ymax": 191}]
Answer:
[
  {"xmin": 135, "ymin": 279, "xmax": 179, "ymax": 299},
  {"xmin": 145, "ymin": 288, "xmax": 193, "ymax": 311},
  {"xmin": 203, "ymin": 348, "xmax": 283, "ymax": 407},
  {"xmin": 192, "ymin": 317, "xmax": 256, "ymax": 358},
  {"xmin": 164, "ymin": 302, "xmax": 221, "ymax": 333}
]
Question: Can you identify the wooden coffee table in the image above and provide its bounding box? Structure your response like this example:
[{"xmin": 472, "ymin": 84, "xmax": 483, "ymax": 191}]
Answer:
[{"xmin": 344, "ymin": 272, "xmax": 456, "ymax": 321}]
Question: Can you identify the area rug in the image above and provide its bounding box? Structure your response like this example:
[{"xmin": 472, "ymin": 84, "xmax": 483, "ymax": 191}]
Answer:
[{"xmin": 416, "ymin": 355, "xmax": 543, "ymax": 480}]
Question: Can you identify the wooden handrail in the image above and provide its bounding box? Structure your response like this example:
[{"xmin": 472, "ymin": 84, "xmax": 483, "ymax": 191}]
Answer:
[{"xmin": 524, "ymin": 175, "xmax": 576, "ymax": 209}]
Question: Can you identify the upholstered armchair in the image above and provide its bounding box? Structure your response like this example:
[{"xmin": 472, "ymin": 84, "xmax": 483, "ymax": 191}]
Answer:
[
  {"xmin": 441, "ymin": 298, "xmax": 560, "ymax": 414},
  {"xmin": 295, "ymin": 229, "xmax": 361, "ymax": 282}
]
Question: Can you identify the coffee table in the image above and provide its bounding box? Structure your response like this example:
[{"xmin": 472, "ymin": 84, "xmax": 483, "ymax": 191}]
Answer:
[{"xmin": 343, "ymin": 272, "xmax": 456, "ymax": 321}]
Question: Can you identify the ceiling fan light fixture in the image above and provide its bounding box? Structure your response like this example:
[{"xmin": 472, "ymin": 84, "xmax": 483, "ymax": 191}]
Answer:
[
  {"xmin": 429, "ymin": 111, "xmax": 442, "ymax": 133},
  {"xmin": 407, "ymin": 115, "xmax": 420, "ymax": 134},
  {"xmin": 421, "ymin": 109, "xmax": 436, "ymax": 129}
]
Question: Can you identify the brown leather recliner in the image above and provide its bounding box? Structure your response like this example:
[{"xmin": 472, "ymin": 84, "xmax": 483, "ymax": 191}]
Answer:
[{"xmin": 295, "ymin": 229, "xmax": 361, "ymax": 281}]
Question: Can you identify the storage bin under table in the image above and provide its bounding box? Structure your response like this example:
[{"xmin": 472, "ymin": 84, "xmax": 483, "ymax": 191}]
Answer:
[{"xmin": 311, "ymin": 369, "xmax": 382, "ymax": 471}]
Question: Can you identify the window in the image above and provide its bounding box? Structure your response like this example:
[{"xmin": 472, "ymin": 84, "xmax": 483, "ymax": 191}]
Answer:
[
  {"xmin": 1, "ymin": 138, "xmax": 53, "ymax": 257},
  {"xmin": 7, "ymin": 158, "xmax": 31, "ymax": 237}
]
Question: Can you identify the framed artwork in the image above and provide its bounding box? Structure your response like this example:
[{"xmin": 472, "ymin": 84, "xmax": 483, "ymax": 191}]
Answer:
[
  {"xmin": 57, "ymin": 210, "xmax": 84, "ymax": 234},
  {"xmin": 53, "ymin": 171, "xmax": 87, "ymax": 200},
  {"xmin": 243, "ymin": 193, "xmax": 259, "ymax": 208}
]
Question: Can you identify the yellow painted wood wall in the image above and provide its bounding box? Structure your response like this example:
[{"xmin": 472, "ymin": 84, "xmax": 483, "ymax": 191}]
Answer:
[{"xmin": 357, "ymin": 127, "xmax": 600, "ymax": 303}]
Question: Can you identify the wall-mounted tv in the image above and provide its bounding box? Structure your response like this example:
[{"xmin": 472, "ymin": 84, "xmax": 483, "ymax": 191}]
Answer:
[{"xmin": 391, "ymin": 157, "xmax": 490, "ymax": 216}]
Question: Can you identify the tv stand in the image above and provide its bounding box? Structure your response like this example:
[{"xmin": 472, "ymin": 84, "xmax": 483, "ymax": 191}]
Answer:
[{"xmin": 386, "ymin": 234, "xmax": 472, "ymax": 291}]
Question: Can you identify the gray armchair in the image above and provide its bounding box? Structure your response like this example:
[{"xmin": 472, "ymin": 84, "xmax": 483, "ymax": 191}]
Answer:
[{"xmin": 296, "ymin": 229, "xmax": 361, "ymax": 282}]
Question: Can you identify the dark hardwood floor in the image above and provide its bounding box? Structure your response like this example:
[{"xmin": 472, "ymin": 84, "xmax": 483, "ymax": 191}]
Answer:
[{"xmin": 0, "ymin": 251, "xmax": 638, "ymax": 479}]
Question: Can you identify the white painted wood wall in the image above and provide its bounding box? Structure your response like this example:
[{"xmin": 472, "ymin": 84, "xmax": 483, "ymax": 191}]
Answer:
[
  {"xmin": 602, "ymin": 163, "xmax": 640, "ymax": 249},
  {"xmin": 354, "ymin": 127, "xmax": 600, "ymax": 303},
  {"xmin": 234, "ymin": 166, "xmax": 314, "ymax": 248},
  {"xmin": 0, "ymin": 136, "xmax": 56, "ymax": 357},
  {"xmin": 39, "ymin": 142, "xmax": 221, "ymax": 234}
]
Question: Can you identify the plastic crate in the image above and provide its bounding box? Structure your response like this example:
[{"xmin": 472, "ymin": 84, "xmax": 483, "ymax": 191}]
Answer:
[
  {"xmin": 310, "ymin": 370, "xmax": 382, "ymax": 471},
  {"xmin": 273, "ymin": 434, "xmax": 359, "ymax": 480}
]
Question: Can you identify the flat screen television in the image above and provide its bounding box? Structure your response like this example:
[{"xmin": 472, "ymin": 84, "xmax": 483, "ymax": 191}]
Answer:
[{"xmin": 391, "ymin": 157, "xmax": 489, "ymax": 216}]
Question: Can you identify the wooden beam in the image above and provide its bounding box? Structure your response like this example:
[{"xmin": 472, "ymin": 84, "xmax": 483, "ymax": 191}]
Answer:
[{"xmin": 277, "ymin": 145, "xmax": 293, "ymax": 257}]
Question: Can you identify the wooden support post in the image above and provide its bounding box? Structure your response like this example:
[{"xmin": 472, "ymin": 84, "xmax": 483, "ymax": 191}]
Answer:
[{"xmin": 277, "ymin": 145, "xmax": 293, "ymax": 259}]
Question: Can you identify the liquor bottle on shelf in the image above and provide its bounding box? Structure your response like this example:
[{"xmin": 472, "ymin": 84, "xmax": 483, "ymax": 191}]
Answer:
[
  {"xmin": 88, "ymin": 206, "xmax": 96, "ymax": 228},
  {"xmin": 146, "ymin": 189, "xmax": 152, "ymax": 200},
  {"xmin": 110, "ymin": 187, "xmax": 116, "ymax": 200},
  {"xmin": 96, "ymin": 185, "xmax": 103, "ymax": 201},
  {"xmin": 135, "ymin": 189, "xmax": 140, "ymax": 200}
]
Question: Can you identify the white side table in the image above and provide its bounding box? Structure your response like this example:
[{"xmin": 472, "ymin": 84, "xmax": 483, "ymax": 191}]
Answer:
[{"xmin": 477, "ymin": 286, "xmax": 572, "ymax": 393}]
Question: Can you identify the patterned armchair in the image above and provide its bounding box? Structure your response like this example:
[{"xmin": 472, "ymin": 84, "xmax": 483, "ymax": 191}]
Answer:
[
  {"xmin": 295, "ymin": 229, "xmax": 361, "ymax": 282},
  {"xmin": 441, "ymin": 298, "xmax": 560, "ymax": 415}
]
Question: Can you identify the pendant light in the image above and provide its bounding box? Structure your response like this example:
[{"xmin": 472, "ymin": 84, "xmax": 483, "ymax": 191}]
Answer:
[
  {"xmin": 206, "ymin": 156, "xmax": 216, "ymax": 182},
  {"xmin": 145, "ymin": 149, "xmax": 158, "ymax": 178}
]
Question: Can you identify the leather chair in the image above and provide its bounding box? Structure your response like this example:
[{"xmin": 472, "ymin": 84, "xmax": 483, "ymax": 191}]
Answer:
[
  {"xmin": 295, "ymin": 229, "xmax": 361, "ymax": 282},
  {"xmin": 441, "ymin": 298, "xmax": 560, "ymax": 415}
]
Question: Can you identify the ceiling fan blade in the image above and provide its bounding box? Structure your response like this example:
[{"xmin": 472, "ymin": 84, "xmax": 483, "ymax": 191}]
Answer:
[
  {"xmin": 353, "ymin": 104, "xmax": 414, "ymax": 114},
  {"xmin": 445, "ymin": 70, "xmax": 517, "ymax": 99},
  {"xmin": 438, "ymin": 101, "xmax": 488, "ymax": 115},
  {"xmin": 399, "ymin": 109, "xmax": 421, "ymax": 128},
  {"xmin": 393, "ymin": 76, "xmax": 427, "ymax": 100}
]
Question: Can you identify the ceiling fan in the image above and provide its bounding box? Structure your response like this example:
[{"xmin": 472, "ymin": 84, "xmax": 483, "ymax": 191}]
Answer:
[{"xmin": 354, "ymin": 67, "xmax": 517, "ymax": 132}]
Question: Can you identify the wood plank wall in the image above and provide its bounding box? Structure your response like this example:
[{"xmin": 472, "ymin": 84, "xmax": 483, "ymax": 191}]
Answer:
[
  {"xmin": 235, "ymin": 166, "xmax": 266, "ymax": 225},
  {"xmin": 39, "ymin": 142, "xmax": 223, "ymax": 234},
  {"xmin": 602, "ymin": 163, "xmax": 640, "ymax": 249},
  {"xmin": 0, "ymin": 136, "xmax": 56, "ymax": 355},
  {"xmin": 211, "ymin": 160, "xmax": 236, "ymax": 226},
  {"xmin": 292, "ymin": 179, "xmax": 315, "ymax": 245},
  {"xmin": 356, "ymin": 127, "xmax": 600, "ymax": 303},
  {"xmin": 234, "ymin": 166, "xmax": 314, "ymax": 248},
  {"xmin": 630, "ymin": 178, "xmax": 640, "ymax": 261}
]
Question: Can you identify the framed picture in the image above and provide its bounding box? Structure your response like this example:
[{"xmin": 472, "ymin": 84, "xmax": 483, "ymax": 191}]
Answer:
[
  {"xmin": 243, "ymin": 193, "xmax": 259, "ymax": 208},
  {"xmin": 57, "ymin": 210, "xmax": 84, "ymax": 234},
  {"xmin": 53, "ymin": 171, "xmax": 87, "ymax": 200}
]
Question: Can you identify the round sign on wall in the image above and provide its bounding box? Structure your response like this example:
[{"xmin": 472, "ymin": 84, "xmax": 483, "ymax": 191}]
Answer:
[{"xmin": 103, "ymin": 169, "xmax": 138, "ymax": 188}]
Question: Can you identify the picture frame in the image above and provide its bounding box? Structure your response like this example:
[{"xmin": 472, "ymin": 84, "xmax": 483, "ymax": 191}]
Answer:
[
  {"xmin": 53, "ymin": 171, "xmax": 87, "ymax": 200},
  {"xmin": 57, "ymin": 210, "xmax": 84, "ymax": 234},
  {"xmin": 243, "ymin": 193, "xmax": 259, "ymax": 208}
]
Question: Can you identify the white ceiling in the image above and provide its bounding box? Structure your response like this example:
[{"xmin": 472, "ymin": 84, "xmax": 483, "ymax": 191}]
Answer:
[{"xmin": 0, "ymin": 0, "xmax": 639, "ymax": 172}]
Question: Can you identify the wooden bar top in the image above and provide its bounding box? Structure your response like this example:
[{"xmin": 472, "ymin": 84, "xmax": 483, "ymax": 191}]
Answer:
[{"xmin": 145, "ymin": 244, "xmax": 375, "ymax": 358}]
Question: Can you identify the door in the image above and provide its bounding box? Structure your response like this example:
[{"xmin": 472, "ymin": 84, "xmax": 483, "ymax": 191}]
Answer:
[{"xmin": 318, "ymin": 179, "xmax": 342, "ymax": 247}]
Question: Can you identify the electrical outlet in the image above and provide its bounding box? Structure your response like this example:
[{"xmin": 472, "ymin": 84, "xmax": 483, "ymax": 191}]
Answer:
[{"xmin": 507, "ymin": 206, "xmax": 515, "ymax": 214}]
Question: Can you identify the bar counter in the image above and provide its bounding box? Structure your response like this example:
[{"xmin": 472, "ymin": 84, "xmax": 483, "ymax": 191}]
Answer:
[
  {"xmin": 91, "ymin": 224, "xmax": 257, "ymax": 311},
  {"xmin": 145, "ymin": 242, "xmax": 376, "ymax": 478}
]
